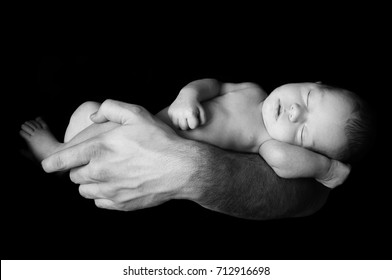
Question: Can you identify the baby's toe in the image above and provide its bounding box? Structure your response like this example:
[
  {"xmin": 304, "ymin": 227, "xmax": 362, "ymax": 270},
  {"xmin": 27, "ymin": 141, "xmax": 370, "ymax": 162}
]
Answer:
[
  {"xmin": 19, "ymin": 128, "xmax": 31, "ymax": 139},
  {"xmin": 35, "ymin": 117, "xmax": 48, "ymax": 129},
  {"xmin": 21, "ymin": 123, "xmax": 34, "ymax": 134},
  {"xmin": 26, "ymin": 120, "xmax": 39, "ymax": 130}
]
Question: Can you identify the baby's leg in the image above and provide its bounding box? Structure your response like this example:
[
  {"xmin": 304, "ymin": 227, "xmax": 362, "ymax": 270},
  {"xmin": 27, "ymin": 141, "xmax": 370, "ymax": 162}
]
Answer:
[
  {"xmin": 20, "ymin": 101, "xmax": 120, "ymax": 162},
  {"xmin": 63, "ymin": 101, "xmax": 101, "ymax": 143},
  {"xmin": 62, "ymin": 101, "xmax": 121, "ymax": 146}
]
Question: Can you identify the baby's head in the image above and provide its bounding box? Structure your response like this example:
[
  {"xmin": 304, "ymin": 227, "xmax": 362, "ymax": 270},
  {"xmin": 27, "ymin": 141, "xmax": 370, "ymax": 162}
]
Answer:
[{"xmin": 262, "ymin": 82, "xmax": 372, "ymax": 162}]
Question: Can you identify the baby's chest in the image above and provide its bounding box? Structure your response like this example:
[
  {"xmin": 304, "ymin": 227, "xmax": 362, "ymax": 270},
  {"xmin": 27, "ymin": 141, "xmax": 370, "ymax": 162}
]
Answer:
[
  {"xmin": 181, "ymin": 93, "xmax": 266, "ymax": 152},
  {"xmin": 210, "ymin": 92, "xmax": 266, "ymax": 128}
]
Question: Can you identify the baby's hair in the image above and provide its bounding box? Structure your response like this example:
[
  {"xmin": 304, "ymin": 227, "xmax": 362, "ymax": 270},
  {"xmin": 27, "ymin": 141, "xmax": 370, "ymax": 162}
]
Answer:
[{"xmin": 322, "ymin": 85, "xmax": 374, "ymax": 163}]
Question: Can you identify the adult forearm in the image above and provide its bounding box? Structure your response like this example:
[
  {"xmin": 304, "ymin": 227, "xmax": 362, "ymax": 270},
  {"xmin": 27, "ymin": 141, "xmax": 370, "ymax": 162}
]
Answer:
[
  {"xmin": 182, "ymin": 141, "xmax": 330, "ymax": 220},
  {"xmin": 44, "ymin": 99, "xmax": 329, "ymax": 218}
]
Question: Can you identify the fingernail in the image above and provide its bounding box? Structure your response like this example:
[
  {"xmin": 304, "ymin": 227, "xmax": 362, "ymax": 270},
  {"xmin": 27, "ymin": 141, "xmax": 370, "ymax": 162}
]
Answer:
[{"xmin": 90, "ymin": 112, "xmax": 97, "ymax": 120}]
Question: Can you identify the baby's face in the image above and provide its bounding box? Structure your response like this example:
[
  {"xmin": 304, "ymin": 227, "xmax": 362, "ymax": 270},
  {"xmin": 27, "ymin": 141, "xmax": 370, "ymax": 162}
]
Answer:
[{"xmin": 262, "ymin": 83, "xmax": 353, "ymax": 158}]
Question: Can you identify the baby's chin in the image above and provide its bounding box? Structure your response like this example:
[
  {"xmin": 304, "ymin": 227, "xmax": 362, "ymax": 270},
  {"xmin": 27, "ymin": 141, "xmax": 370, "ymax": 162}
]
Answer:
[{"xmin": 261, "ymin": 101, "xmax": 274, "ymax": 136}]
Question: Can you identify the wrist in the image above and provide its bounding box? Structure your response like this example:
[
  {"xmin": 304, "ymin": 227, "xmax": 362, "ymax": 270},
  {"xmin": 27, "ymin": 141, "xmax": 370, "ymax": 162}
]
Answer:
[
  {"xmin": 316, "ymin": 159, "xmax": 347, "ymax": 189},
  {"xmin": 316, "ymin": 158, "xmax": 334, "ymax": 181},
  {"xmin": 170, "ymin": 139, "xmax": 207, "ymax": 201},
  {"xmin": 178, "ymin": 87, "xmax": 199, "ymax": 103}
]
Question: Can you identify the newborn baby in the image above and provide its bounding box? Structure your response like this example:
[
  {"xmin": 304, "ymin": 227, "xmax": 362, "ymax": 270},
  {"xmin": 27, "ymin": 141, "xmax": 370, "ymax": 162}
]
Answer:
[
  {"xmin": 21, "ymin": 79, "xmax": 370, "ymax": 188},
  {"xmin": 157, "ymin": 79, "xmax": 369, "ymax": 188}
]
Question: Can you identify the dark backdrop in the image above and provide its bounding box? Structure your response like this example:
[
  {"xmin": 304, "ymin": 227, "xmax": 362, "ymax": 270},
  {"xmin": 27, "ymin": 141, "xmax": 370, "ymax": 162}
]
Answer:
[{"xmin": 4, "ymin": 44, "xmax": 389, "ymax": 260}]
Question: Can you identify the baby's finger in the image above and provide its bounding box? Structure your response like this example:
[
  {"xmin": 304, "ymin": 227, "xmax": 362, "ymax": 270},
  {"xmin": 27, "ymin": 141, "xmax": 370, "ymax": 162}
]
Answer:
[
  {"xmin": 173, "ymin": 117, "xmax": 181, "ymax": 129},
  {"xmin": 178, "ymin": 118, "xmax": 189, "ymax": 130},
  {"xmin": 170, "ymin": 115, "xmax": 178, "ymax": 128},
  {"xmin": 198, "ymin": 106, "xmax": 207, "ymax": 125},
  {"xmin": 187, "ymin": 116, "xmax": 199, "ymax": 129}
]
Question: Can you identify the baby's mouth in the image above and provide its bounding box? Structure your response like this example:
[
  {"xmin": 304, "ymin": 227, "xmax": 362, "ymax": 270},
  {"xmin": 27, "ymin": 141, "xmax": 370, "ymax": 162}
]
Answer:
[{"xmin": 276, "ymin": 99, "xmax": 281, "ymax": 120}]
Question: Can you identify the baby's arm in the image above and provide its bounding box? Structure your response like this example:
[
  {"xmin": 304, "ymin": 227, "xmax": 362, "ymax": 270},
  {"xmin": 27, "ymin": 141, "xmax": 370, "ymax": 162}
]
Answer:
[
  {"xmin": 259, "ymin": 140, "xmax": 351, "ymax": 188},
  {"xmin": 168, "ymin": 79, "xmax": 219, "ymax": 130},
  {"xmin": 168, "ymin": 78, "xmax": 258, "ymax": 130}
]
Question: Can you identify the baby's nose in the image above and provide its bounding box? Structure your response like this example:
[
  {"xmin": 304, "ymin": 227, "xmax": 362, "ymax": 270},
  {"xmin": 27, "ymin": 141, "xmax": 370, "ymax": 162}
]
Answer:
[{"xmin": 288, "ymin": 103, "xmax": 302, "ymax": 122}]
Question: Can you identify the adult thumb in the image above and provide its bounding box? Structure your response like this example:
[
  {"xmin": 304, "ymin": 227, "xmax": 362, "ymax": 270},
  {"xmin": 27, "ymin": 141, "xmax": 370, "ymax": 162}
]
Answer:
[{"xmin": 90, "ymin": 99, "xmax": 144, "ymax": 125}]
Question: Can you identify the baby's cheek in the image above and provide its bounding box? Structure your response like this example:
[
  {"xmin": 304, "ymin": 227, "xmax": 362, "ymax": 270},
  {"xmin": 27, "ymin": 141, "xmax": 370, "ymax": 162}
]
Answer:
[{"xmin": 272, "ymin": 126, "xmax": 296, "ymax": 144}]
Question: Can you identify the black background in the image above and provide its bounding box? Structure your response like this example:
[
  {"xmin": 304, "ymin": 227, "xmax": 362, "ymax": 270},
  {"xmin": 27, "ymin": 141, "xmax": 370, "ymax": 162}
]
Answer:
[{"xmin": 4, "ymin": 26, "xmax": 390, "ymax": 260}]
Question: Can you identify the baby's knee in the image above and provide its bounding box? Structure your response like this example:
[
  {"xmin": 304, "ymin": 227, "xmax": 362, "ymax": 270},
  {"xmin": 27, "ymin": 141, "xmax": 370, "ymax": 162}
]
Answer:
[
  {"xmin": 64, "ymin": 101, "xmax": 101, "ymax": 143},
  {"xmin": 70, "ymin": 101, "xmax": 101, "ymax": 122}
]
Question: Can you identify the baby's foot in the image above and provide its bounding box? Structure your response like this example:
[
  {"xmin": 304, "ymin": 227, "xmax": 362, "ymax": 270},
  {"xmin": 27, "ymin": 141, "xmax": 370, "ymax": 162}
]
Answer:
[{"xmin": 19, "ymin": 117, "xmax": 62, "ymax": 162}]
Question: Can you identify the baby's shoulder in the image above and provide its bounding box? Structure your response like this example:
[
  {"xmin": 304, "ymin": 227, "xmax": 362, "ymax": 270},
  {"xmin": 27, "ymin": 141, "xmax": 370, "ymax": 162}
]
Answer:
[{"xmin": 225, "ymin": 82, "xmax": 268, "ymax": 102}]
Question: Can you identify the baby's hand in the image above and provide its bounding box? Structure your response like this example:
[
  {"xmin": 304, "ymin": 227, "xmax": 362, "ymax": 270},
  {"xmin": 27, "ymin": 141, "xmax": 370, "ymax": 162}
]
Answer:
[
  {"xmin": 316, "ymin": 160, "xmax": 351, "ymax": 189},
  {"xmin": 168, "ymin": 97, "xmax": 206, "ymax": 130}
]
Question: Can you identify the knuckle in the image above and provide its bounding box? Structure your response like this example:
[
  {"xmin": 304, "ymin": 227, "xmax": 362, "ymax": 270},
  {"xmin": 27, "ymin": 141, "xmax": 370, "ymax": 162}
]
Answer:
[
  {"xmin": 79, "ymin": 101, "xmax": 100, "ymax": 112},
  {"xmin": 88, "ymin": 167, "xmax": 102, "ymax": 181},
  {"xmin": 112, "ymin": 201, "xmax": 126, "ymax": 211},
  {"xmin": 129, "ymin": 104, "xmax": 144, "ymax": 114},
  {"xmin": 52, "ymin": 155, "xmax": 65, "ymax": 170},
  {"xmin": 101, "ymin": 184, "xmax": 117, "ymax": 198},
  {"xmin": 119, "ymin": 204, "xmax": 128, "ymax": 211},
  {"xmin": 101, "ymin": 99, "xmax": 121, "ymax": 112},
  {"xmin": 102, "ymin": 98, "xmax": 116, "ymax": 107},
  {"xmin": 87, "ymin": 140, "xmax": 107, "ymax": 159},
  {"xmin": 100, "ymin": 99, "xmax": 112, "ymax": 111},
  {"xmin": 91, "ymin": 166, "xmax": 111, "ymax": 182}
]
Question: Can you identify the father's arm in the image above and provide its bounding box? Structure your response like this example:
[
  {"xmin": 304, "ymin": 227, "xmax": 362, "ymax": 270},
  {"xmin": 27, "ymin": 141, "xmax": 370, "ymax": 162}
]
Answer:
[
  {"xmin": 41, "ymin": 100, "xmax": 329, "ymax": 220},
  {"xmin": 190, "ymin": 141, "xmax": 330, "ymax": 220}
]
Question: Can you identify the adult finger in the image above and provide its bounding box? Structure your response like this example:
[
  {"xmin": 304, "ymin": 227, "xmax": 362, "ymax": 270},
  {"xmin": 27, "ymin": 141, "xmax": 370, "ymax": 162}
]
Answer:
[
  {"xmin": 41, "ymin": 139, "xmax": 101, "ymax": 173},
  {"xmin": 69, "ymin": 165, "xmax": 95, "ymax": 184},
  {"xmin": 90, "ymin": 99, "xmax": 146, "ymax": 125},
  {"xmin": 70, "ymin": 162, "xmax": 113, "ymax": 184},
  {"xmin": 94, "ymin": 199, "xmax": 118, "ymax": 210},
  {"xmin": 78, "ymin": 184, "xmax": 107, "ymax": 199}
]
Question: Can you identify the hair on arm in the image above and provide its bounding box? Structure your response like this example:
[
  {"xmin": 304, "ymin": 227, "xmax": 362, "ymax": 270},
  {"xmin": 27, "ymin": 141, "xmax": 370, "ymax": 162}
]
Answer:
[{"xmin": 192, "ymin": 143, "xmax": 330, "ymax": 220}]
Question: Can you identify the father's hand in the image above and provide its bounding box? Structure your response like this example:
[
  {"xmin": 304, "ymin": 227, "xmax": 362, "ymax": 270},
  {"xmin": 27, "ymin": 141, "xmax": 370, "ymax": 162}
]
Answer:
[{"xmin": 41, "ymin": 100, "xmax": 199, "ymax": 210}]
